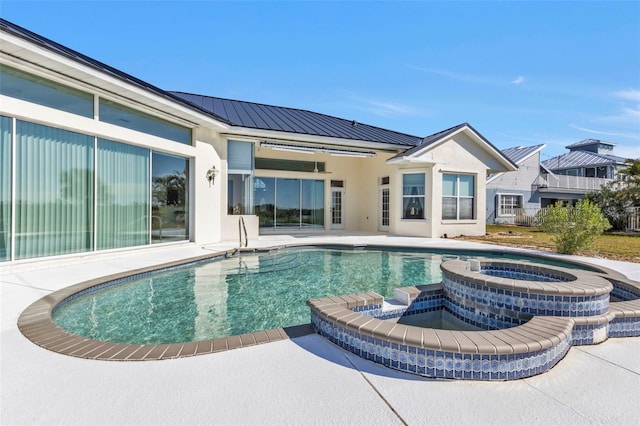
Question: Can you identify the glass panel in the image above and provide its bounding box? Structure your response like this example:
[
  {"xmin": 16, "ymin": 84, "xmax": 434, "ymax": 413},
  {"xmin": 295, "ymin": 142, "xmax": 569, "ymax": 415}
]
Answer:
[
  {"xmin": 459, "ymin": 175, "xmax": 474, "ymax": 196},
  {"xmin": 442, "ymin": 174, "xmax": 457, "ymax": 196},
  {"xmin": 403, "ymin": 196, "xmax": 424, "ymax": 219},
  {"xmin": 228, "ymin": 174, "xmax": 253, "ymax": 215},
  {"xmin": 97, "ymin": 139, "xmax": 150, "ymax": 249},
  {"xmin": 255, "ymin": 177, "xmax": 275, "ymax": 228},
  {"xmin": 100, "ymin": 99, "xmax": 191, "ymax": 145},
  {"xmin": 382, "ymin": 188, "xmax": 389, "ymax": 226},
  {"xmin": 459, "ymin": 198, "xmax": 474, "ymax": 220},
  {"xmin": 275, "ymin": 178, "xmax": 300, "ymax": 227},
  {"xmin": 0, "ymin": 116, "xmax": 11, "ymax": 261},
  {"xmin": 15, "ymin": 121, "xmax": 94, "ymax": 259},
  {"xmin": 0, "ymin": 64, "xmax": 93, "ymax": 118},
  {"xmin": 403, "ymin": 173, "xmax": 424, "ymax": 219},
  {"xmin": 228, "ymin": 141, "xmax": 254, "ymax": 174},
  {"xmin": 442, "ymin": 197, "xmax": 457, "ymax": 220},
  {"xmin": 403, "ymin": 173, "xmax": 425, "ymax": 195},
  {"xmin": 152, "ymin": 152, "xmax": 189, "ymax": 243},
  {"xmin": 302, "ymin": 180, "xmax": 324, "ymax": 228}
]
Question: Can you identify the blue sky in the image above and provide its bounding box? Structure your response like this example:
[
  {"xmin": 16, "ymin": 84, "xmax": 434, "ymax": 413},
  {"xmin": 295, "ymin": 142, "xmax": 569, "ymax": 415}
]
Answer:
[{"xmin": 3, "ymin": 1, "xmax": 639, "ymax": 160}]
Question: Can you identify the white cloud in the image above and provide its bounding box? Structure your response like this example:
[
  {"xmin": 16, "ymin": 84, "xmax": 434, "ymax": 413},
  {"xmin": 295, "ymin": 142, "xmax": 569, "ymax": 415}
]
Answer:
[
  {"xmin": 336, "ymin": 90, "xmax": 433, "ymax": 118},
  {"xmin": 569, "ymin": 124, "xmax": 638, "ymax": 139},
  {"xmin": 511, "ymin": 76, "xmax": 525, "ymax": 85},
  {"xmin": 613, "ymin": 88, "xmax": 640, "ymax": 102},
  {"xmin": 406, "ymin": 65, "xmax": 492, "ymax": 84}
]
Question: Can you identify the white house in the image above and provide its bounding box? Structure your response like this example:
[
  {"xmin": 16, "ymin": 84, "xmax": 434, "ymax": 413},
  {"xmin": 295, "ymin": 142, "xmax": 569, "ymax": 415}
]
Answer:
[{"xmin": 0, "ymin": 19, "xmax": 516, "ymax": 263}]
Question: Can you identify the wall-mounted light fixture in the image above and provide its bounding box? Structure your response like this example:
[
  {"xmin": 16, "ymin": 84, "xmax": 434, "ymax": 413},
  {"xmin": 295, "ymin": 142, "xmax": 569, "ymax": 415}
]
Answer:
[{"xmin": 205, "ymin": 166, "xmax": 218, "ymax": 187}]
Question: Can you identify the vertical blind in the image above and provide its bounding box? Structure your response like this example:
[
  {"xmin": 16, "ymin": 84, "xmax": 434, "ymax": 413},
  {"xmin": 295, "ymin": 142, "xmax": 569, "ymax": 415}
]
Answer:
[
  {"xmin": 0, "ymin": 116, "xmax": 11, "ymax": 261},
  {"xmin": 15, "ymin": 121, "xmax": 94, "ymax": 259},
  {"xmin": 97, "ymin": 139, "xmax": 150, "ymax": 249}
]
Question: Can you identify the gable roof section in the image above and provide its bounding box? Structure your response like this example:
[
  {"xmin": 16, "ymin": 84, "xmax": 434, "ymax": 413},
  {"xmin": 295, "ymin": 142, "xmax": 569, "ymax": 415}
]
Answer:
[
  {"xmin": 386, "ymin": 122, "xmax": 517, "ymax": 171},
  {"xmin": 542, "ymin": 150, "xmax": 627, "ymax": 171},
  {"xmin": 500, "ymin": 144, "xmax": 546, "ymax": 165},
  {"xmin": 487, "ymin": 144, "xmax": 546, "ymax": 183},
  {"xmin": 170, "ymin": 92, "xmax": 423, "ymax": 147}
]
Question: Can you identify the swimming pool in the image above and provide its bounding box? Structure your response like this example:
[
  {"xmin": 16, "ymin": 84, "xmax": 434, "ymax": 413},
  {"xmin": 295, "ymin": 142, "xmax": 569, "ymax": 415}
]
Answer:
[{"xmin": 51, "ymin": 246, "xmax": 600, "ymax": 345}]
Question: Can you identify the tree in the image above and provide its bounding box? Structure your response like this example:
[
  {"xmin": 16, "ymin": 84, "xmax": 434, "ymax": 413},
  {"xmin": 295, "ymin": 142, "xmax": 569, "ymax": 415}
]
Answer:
[
  {"xmin": 539, "ymin": 199, "xmax": 611, "ymax": 254},
  {"xmin": 587, "ymin": 159, "xmax": 640, "ymax": 230}
]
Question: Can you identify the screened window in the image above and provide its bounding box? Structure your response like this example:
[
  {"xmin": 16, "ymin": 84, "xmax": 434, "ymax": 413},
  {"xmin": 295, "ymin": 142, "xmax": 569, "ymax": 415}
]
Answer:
[
  {"xmin": 228, "ymin": 141, "xmax": 254, "ymax": 215},
  {"xmin": 498, "ymin": 194, "xmax": 522, "ymax": 217},
  {"xmin": 97, "ymin": 140, "xmax": 150, "ymax": 249},
  {"xmin": 0, "ymin": 64, "xmax": 94, "ymax": 118},
  {"xmin": 402, "ymin": 173, "xmax": 424, "ymax": 219},
  {"xmin": 442, "ymin": 174, "xmax": 475, "ymax": 220},
  {"xmin": 99, "ymin": 99, "xmax": 191, "ymax": 145}
]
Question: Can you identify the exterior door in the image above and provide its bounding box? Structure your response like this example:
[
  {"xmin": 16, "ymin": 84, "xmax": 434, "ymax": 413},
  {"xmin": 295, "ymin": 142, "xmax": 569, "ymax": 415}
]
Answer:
[
  {"xmin": 379, "ymin": 186, "xmax": 390, "ymax": 231},
  {"xmin": 331, "ymin": 188, "xmax": 344, "ymax": 230}
]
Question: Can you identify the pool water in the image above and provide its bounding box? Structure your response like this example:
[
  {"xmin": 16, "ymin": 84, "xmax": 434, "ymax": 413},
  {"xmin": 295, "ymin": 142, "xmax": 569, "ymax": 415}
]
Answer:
[{"xmin": 52, "ymin": 247, "xmax": 593, "ymax": 345}]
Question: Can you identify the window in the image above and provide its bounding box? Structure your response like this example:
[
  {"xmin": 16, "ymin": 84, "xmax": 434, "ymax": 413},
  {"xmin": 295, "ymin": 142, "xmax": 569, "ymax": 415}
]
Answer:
[
  {"xmin": 0, "ymin": 116, "xmax": 12, "ymax": 261},
  {"xmin": 228, "ymin": 141, "xmax": 254, "ymax": 215},
  {"xmin": 99, "ymin": 99, "xmax": 191, "ymax": 145},
  {"xmin": 442, "ymin": 174, "xmax": 475, "ymax": 220},
  {"xmin": 402, "ymin": 173, "xmax": 425, "ymax": 219},
  {"xmin": 151, "ymin": 152, "xmax": 189, "ymax": 243},
  {"xmin": 97, "ymin": 140, "xmax": 150, "ymax": 249},
  {"xmin": 254, "ymin": 178, "xmax": 324, "ymax": 229},
  {"xmin": 498, "ymin": 194, "xmax": 522, "ymax": 217},
  {"xmin": 0, "ymin": 64, "xmax": 93, "ymax": 118},
  {"xmin": 15, "ymin": 121, "xmax": 94, "ymax": 259}
]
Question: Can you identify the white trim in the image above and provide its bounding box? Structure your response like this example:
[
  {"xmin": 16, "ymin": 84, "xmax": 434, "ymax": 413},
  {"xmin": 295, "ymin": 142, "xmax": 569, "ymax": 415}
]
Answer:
[{"xmin": 9, "ymin": 116, "xmax": 16, "ymax": 261}]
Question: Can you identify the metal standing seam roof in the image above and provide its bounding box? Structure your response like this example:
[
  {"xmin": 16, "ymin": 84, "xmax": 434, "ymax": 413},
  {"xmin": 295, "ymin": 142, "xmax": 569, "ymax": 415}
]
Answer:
[
  {"xmin": 486, "ymin": 144, "xmax": 546, "ymax": 182},
  {"xmin": 542, "ymin": 150, "xmax": 628, "ymax": 170},
  {"xmin": 170, "ymin": 92, "xmax": 423, "ymax": 147},
  {"xmin": 500, "ymin": 144, "xmax": 546, "ymax": 165},
  {"xmin": 566, "ymin": 138, "xmax": 617, "ymax": 150}
]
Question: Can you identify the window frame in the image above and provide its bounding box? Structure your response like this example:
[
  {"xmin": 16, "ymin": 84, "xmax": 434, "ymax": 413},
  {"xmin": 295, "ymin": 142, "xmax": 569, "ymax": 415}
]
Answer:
[
  {"xmin": 401, "ymin": 172, "xmax": 425, "ymax": 220},
  {"xmin": 497, "ymin": 193, "xmax": 523, "ymax": 217},
  {"xmin": 442, "ymin": 173, "xmax": 476, "ymax": 221}
]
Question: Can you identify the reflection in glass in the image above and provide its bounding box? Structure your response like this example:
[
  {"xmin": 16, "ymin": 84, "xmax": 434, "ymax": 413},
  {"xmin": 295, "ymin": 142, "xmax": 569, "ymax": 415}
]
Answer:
[
  {"xmin": 152, "ymin": 152, "xmax": 189, "ymax": 243},
  {"xmin": 276, "ymin": 178, "xmax": 300, "ymax": 227}
]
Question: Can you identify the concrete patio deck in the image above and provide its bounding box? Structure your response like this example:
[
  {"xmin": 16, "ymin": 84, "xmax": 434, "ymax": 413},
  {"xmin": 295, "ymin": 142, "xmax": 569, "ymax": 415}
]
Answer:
[{"xmin": 2, "ymin": 234, "xmax": 639, "ymax": 425}]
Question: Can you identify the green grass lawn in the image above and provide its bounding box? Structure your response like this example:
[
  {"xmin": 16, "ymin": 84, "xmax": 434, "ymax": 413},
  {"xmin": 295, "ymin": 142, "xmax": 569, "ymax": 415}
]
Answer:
[{"xmin": 457, "ymin": 224, "xmax": 640, "ymax": 263}]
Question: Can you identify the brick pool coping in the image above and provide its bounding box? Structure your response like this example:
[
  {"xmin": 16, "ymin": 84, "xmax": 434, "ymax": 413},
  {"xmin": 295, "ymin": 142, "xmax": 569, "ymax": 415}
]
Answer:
[{"xmin": 16, "ymin": 244, "xmax": 640, "ymax": 362}]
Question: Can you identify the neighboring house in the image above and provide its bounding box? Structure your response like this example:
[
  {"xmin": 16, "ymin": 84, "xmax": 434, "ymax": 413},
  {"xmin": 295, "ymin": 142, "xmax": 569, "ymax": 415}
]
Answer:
[
  {"xmin": 0, "ymin": 19, "xmax": 516, "ymax": 263},
  {"xmin": 537, "ymin": 139, "xmax": 628, "ymax": 207},
  {"xmin": 486, "ymin": 144, "xmax": 546, "ymax": 223}
]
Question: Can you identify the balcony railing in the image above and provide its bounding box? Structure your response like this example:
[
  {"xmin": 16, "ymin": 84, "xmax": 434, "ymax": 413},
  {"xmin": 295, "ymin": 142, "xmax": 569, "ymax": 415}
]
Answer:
[{"xmin": 534, "ymin": 174, "xmax": 613, "ymax": 191}]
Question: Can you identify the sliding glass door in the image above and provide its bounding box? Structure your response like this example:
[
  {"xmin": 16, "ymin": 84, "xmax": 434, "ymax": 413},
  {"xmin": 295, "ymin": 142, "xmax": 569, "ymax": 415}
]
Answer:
[
  {"xmin": 255, "ymin": 177, "xmax": 324, "ymax": 230},
  {"xmin": 15, "ymin": 121, "xmax": 94, "ymax": 259}
]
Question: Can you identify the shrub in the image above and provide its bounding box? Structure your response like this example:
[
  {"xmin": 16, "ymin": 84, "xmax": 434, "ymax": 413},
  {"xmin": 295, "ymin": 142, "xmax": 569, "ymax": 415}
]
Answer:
[{"xmin": 539, "ymin": 199, "xmax": 611, "ymax": 254}]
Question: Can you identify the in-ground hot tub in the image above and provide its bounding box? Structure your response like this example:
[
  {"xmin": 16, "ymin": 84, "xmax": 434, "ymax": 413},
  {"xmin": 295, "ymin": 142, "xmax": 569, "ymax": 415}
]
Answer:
[{"xmin": 308, "ymin": 259, "xmax": 640, "ymax": 380}]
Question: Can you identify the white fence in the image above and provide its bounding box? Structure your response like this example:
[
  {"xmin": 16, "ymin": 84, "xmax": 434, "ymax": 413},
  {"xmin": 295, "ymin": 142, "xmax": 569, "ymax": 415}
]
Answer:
[
  {"xmin": 534, "ymin": 174, "xmax": 613, "ymax": 191},
  {"xmin": 492, "ymin": 206, "xmax": 640, "ymax": 231},
  {"xmin": 628, "ymin": 207, "xmax": 640, "ymax": 231}
]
